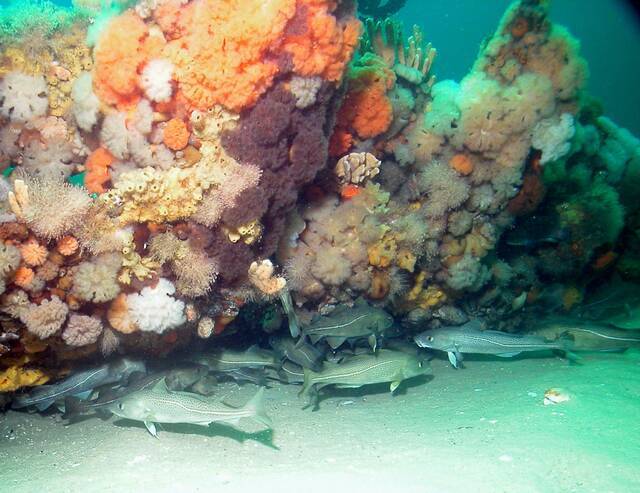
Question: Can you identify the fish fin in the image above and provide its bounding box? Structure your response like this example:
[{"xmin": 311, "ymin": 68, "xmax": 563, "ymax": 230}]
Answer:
[
  {"xmin": 495, "ymin": 352, "xmax": 522, "ymax": 358},
  {"xmin": 326, "ymin": 336, "xmax": 347, "ymax": 350},
  {"xmin": 73, "ymin": 390, "xmax": 93, "ymax": 400},
  {"xmin": 447, "ymin": 351, "xmax": 463, "ymax": 369},
  {"xmin": 144, "ymin": 421, "xmax": 158, "ymax": 438},
  {"xmin": 368, "ymin": 334, "xmax": 377, "ymax": 352},
  {"xmin": 294, "ymin": 333, "xmax": 308, "ymax": 349},
  {"xmin": 308, "ymin": 334, "xmax": 322, "ymax": 345},
  {"xmin": 35, "ymin": 399, "xmax": 55, "ymax": 412},
  {"xmin": 242, "ymin": 387, "xmax": 273, "ymax": 429},
  {"xmin": 556, "ymin": 349, "xmax": 583, "ymax": 364},
  {"xmin": 62, "ymin": 397, "xmax": 84, "ymax": 420},
  {"xmin": 150, "ymin": 378, "xmax": 170, "ymax": 393},
  {"xmin": 390, "ymin": 380, "xmax": 401, "ymax": 393},
  {"xmin": 299, "ymin": 367, "xmax": 316, "ymax": 397}
]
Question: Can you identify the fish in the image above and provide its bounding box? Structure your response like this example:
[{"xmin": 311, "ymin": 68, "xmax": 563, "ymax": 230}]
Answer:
[
  {"xmin": 270, "ymin": 335, "xmax": 324, "ymax": 371},
  {"xmin": 505, "ymin": 215, "xmax": 569, "ymax": 249},
  {"xmin": 300, "ymin": 349, "xmax": 430, "ymax": 408},
  {"xmin": 215, "ymin": 367, "xmax": 269, "ymax": 387},
  {"xmin": 189, "ymin": 346, "xmax": 278, "ymax": 372},
  {"xmin": 301, "ymin": 300, "xmax": 395, "ymax": 351},
  {"xmin": 63, "ymin": 371, "xmax": 166, "ymax": 421},
  {"xmin": 165, "ymin": 364, "xmax": 209, "ymax": 392},
  {"xmin": 414, "ymin": 324, "xmax": 574, "ymax": 368},
  {"xmin": 106, "ymin": 380, "xmax": 272, "ymax": 437},
  {"xmin": 274, "ymin": 361, "xmax": 305, "ymax": 384},
  {"xmin": 528, "ymin": 320, "xmax": 640, "ymax": 352},
  {"xmin": 189, "ymin": 374, "xmax": 218, "ymax": 396},
  {"xmin": 12, "ymin": 358, "xmax": 146, "ymax": 411}
]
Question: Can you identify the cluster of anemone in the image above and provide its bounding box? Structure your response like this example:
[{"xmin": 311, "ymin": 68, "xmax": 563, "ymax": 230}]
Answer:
[{"xmin": 0, "ymin": 0, "xmax": 638, "ymax": 391}]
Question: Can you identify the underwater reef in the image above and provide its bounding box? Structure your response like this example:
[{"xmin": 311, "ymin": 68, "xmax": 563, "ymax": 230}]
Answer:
[{"xmin": 0, "ymin": 0, "xmax": 639, "ymax": 398}]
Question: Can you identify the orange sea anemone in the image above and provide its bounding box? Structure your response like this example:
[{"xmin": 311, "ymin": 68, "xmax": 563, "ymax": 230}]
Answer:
[
  {"xmin": 107, "ymin": 294, "xmax": 138, "ymax": 334},
  {"xmin": 13, "ymin": 266, "xmax": 35, "ymax": 288},
  {"xmin": 56, "ymin": 236, "xmax": 79, "ymax": 256},
  {"xmin": 20, "ymin": 240, "xmax": 48, "ymax": 267},
  {"xmin": 449, "ymin": 154, "xmax": 474, "ymax": 176},
  {"xmin": 163, "ymin": 118, "xmax": 190, "ymax": 151},
  {"xmin": 85, "ymin": 147, "xmax": 116, "ymax": 194}
]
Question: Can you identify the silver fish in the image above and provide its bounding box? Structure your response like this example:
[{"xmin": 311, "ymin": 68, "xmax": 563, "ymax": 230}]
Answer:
[
  {"xmin": 12, "ymin": 358, "xmax": 146, "ymax": 411},
  {"xmin": 107, "ymin": 381, "xmax": 272, "ymax": 437},
  {"xmin": 300, "ymin": 349, "xmax": 430, "ymax": 408},
  {"xmin": 414, "ymin": 325, "xmax": 571, "ymax": 368}
]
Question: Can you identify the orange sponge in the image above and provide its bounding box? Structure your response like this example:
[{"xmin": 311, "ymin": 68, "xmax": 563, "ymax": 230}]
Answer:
[
  {"xmin": 163, "ymin": 118, "xmax": 190, "ymax": 151},
  {"xmin": 163, "ymin": 0, "xmax": 297, "ymax": 112},
  {"xmin": 85, "ymin": 147, "xmax": 116, "ymax": 194},
  {"xmin": 449, "ymin": 154, "xmax": 474, "ymax": 175},
  {"xmin": 283, "ymin": 0, "xmax": 361, "ymax": 82},
  {"xmin": 94, "ymin": 11, "xmax": 165, "ymax": 108}
]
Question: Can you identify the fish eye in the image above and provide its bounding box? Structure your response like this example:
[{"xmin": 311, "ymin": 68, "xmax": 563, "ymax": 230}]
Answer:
[
  {"xmin": 118, "ymin": 403, "xmax": 125, "ymax": 411},
  {"xmin": 428, "ymin": 336, "xmax": 434, "ymax": 342}
]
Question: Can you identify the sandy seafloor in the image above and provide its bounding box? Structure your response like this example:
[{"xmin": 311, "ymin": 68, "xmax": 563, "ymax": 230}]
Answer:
[{"xmin": 1, "ymin": 351, "xmax": 639, "ymax": 493}]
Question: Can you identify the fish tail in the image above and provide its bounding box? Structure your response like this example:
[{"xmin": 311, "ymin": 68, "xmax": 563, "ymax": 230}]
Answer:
[{"xmin": 243, "ymin": 387, "xmax": 273, "ymax": 429}]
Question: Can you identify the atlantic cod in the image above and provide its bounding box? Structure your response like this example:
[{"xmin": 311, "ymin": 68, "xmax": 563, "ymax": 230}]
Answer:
[
  {"xmin": 300, "ymin": 349, "xmax": 430, "ymax": 408},
  {"xmin": 301, "ymin": 300, "xmax": 395, "ymax": 351},
  {"xmin": 12, "ymin": 358, "xmax": 146, "ymax": 411},
  {"xmin": 414, "ymin": 325, "xmax": 574, "ymax": 368},
  {"xmin": 270, "ymin": 335, "xmax": 324, "ymax": 371},
  {"xmin": 528, "ymin": 319, "xmax": 640, "ymax": 352},
  {"xmin": 106, "ymin": 380, "xmax": 272, "ymax": 437},
  {"xmin": 190, "ymin": 346, "xmax": 278, "ymax": 372}
]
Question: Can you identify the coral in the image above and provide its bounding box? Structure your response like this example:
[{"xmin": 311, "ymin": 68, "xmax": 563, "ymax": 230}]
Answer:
[
  {"xmin": 126, "ymin": 278, "xmax": 185, "ymax": 333},
  {"xmin": 162, "ymin": 0, "xmax": 297, "ymax": 112},
  {"xmin": 335, "ymin": 152, "xmax": 381, "ymax": 186},
  {"xmin": 282, "ymin": 0, "xmax": 361, "ymax": 82},
  {"xmin": 0, "ymin": 363, "xmax": 49, "ymax": 393},
  {"xmin": 12, "ymin": 266, "xmax": 34, "ymax": 289},
  {"xmin": 84, "ymin": 148, "xmax": 116, "ymax": 194},
  {"xmin": 19, "ymin": 295, "xmax": 69, "ymax": 339},
  {"xmin": 289, "ymin": 76, "xmax": 323, "ymax": 109},
  {"xmin": 72, "ymin": 253, "xmax": 122, "ymax": 303},
  {"xmin": 140, "ymin": 58, "xmax": 174, "ymax": 102},
  {"xmin": 336, "ymin": 54, "xmax": 395, "ymax": 140},
  {"xmin": 100, "ymin": 112, "xmax": 130, "ymax": 159},
  {"xmin": 107, "ymin": 293, "xmax": 137, "ymax": 334},
  {"xmin": 62, "ymin": 314, "xmax": 103, "ymax": 347},
  {"xmin": 94, "ymin": 10, "xmax": 163, "ymax": 107},
  {"xmin": 0, "ymin": 72, "xmax": 49, "ymax": 123},
  {"xmin": 418, "ymin": 161, "xmax": 470, "ymax": 217},
  {"xmin": 310, "ymin": 246, "xmax": 352, "ymax": 286},
  {"xmin": 449, "ymin": 154, "xmax": 474, "ymax": 176},
  {"xmin": 446, "ymin": 255, "xmax": 490, "ymax": 292},
  {"xmin": 19, "ymin": 239, "xmax": 48, "ymax": 267},
  {"xmin": 163, "ymin": 118, "xmax": 190, "ymax": 151},
  {"xmin": 0, "ymin": 242, "xmax": 21, "ymax": 279},
  {"xmin": 9, "ymin": 176, "xmax": 92, "ymax": 241},
  {"xmin": 532, "ymin": 113, "xmax": 575, "ymax": 165},
  {"xmin": 71, "ymin": 72, "xmax": 100, "ymax": 131},
  {"xmin": 360, "ymin": 17, "xmax": 436, "ymax": 87},
  {"xmin": 248, "ymin": 259, "xmax": 286, "ymax": 296}
]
